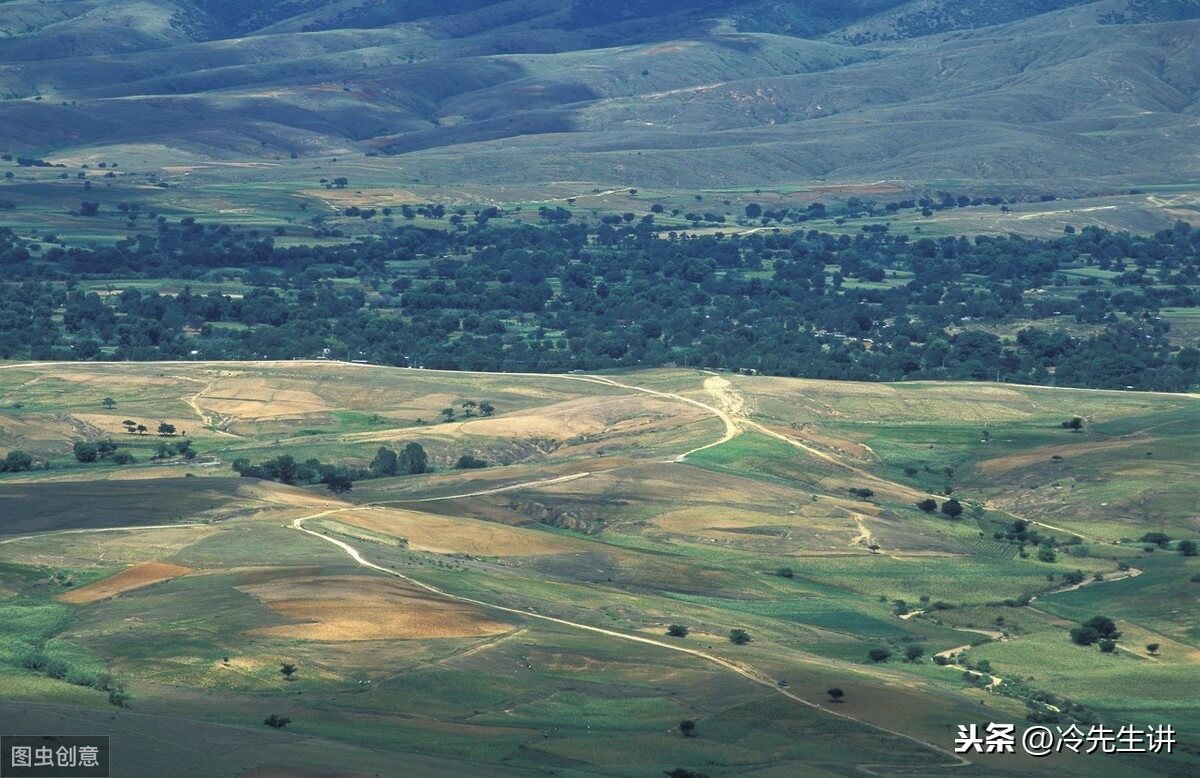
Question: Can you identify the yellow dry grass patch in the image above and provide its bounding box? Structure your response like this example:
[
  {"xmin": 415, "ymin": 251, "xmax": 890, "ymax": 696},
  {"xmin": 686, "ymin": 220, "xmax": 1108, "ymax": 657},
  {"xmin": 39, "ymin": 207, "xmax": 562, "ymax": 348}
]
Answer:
[
  {"xmin": 197, "ymin": 377, "xmax": 333, "ymax": 421},
  {"xmin": 59, "ymin": 562, "xmax": 193, "ymax": 604},
  {"xmin": 977, "ymin": 438, "xmax": 1154, "ymax": 475},
  {"xmin": 335, "ymin": 507, "xmax": 581, "ymax": 556},
  {"xmin": 651, "ymin": 506, "xmax": 793, "ymax": 535},
  {"xmin": 241, "ymin": 575, "xmax": 513, "ymax": 641}
]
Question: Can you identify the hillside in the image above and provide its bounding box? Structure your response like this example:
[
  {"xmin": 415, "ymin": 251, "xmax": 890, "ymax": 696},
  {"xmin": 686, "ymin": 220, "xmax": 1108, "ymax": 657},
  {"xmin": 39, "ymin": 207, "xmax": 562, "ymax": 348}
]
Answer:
[
  {"xmin": 0, "ymin": 361, "xmax": 1197, "ymax": 775},
  {"xmin": 0, "ymin": 0, "xmax": 1198, "ymax": 188}
]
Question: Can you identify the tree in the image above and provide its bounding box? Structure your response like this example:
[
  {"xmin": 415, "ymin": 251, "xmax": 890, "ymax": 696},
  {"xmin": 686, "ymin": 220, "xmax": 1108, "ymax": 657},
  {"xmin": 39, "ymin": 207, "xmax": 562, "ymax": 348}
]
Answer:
[
  {"xmin": 729, "ymin": 629, "xmax": 751, "ymax": 645},
  {"xmin": 941, "ymin": 498, "xmax": 964, "ymax": 519},
  {"xmin": 1062, "ymin": 417, "xmax": 1084, "ymax": 431},
  {"xmin": 122, "ymin": 420, "xmax": 137, "ymax": 432},
  {"xmin": 479, "ymin": 401, "xmax": 495, "ymax": 417},
  {"xmin": 1072, "ymin": 615, "xmax": 1120, "ymax": 646},
  {"xmin": 322, "ymin": 469, "xmax": 354, "ymax": 494},
  {"xmin": 455, "ymin": 454, "xmax": 488, "ymax": 470},
  {"xmin": 157, "ymin": 422, "xmax": 176, "ymax": 436},
  {"xmin": 441, "ymin": 407, "xmax": 455, "ymax": 422},
  {"xmin": 1146, "ymin": 643, "xmax": 1160, "ymax": 656},
  {"xmin": 904, "ymin": 645, "xmax": 925, "ymax": 662},
  {"xmin": 679, "ymin": 719, "xmax": 696, "ymax": 738},
  {"xmin": 667, "ymin": 624, "xmax": 689, "ymax": 638},
  {"xmin": 663, "ymin": 770, "xmax": 707, "ymax": 778},
  {"xmin": 775, "ymin": 567, "xmax": 795, "ymax": 579},
  {"xmin": 370, "ymin": 446, "xmax": 399, "ymax": 477},
  {"xmin": 135, "ymin": 424, "xmax": 147, "ymax": 435},
  {"xmin": 112, "ymin": 451, "xmax": 136, "ymax": 465},
  {"xmin": 827, "ymin": 687, "xmax": 845, "ymax": 703},
  {"xmin": 263, "ymin": 714, "xmax": 291, "ymax": 729},
  {"xmin": 73, "ymin": 441, "xmax": 99, "ymax": 463},
  {"xmin": 1, "ymin": 450, "xmax": 33, "ymax": 472},
  {"xmin": 1037, "ymin": 546, "xmax": 1057, "ymax": 563},
  {"xmin": 868, "ymin": 648, "xmax": 892, "ymax": 663},
  {"xmin": 1099, "ymin": 639, "xmax": 1116, "ymax": 653},
  {"xmin": 401, "ymin": 442, "xmax": 428, "ymax": 475},
  {"xmin": 1140, "ymin": 532, "xmax": 1171, "ymax": 548},
  {"xmin": 917, "ymin": 498, "xmax": 938, "ymax": 513},
  {"xmin": 1179, "ymin": 540, "xmax": 1198, "ymax": 557},
  {"xmin": 102, "ymin": 397, "xmax": 116, "ymax": 408},
  {"xmin": 280, "ymin": 663, "xmax": 297, "ymax": 681}
]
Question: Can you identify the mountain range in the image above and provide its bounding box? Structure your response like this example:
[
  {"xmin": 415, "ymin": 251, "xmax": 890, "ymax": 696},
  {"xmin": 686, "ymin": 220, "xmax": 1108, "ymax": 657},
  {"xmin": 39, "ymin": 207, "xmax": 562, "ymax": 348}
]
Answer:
[{"xmin": 1, "ymin": 0, "xmax": 1198, "ymax": 188}]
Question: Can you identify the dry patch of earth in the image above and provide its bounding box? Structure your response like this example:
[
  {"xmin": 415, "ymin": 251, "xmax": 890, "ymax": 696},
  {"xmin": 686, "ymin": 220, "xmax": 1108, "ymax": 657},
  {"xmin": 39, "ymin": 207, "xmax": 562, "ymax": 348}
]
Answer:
[
  {"xmin": 334, "ymin": 507, "xmax": 583, "ymax": 556},
  {"xmin": 58, "ymin": 561, "xmax": 194, "ymax": 603},
  {"xmin": 240, "ymin": 574, "xmax": 513, "ymax": 640}
]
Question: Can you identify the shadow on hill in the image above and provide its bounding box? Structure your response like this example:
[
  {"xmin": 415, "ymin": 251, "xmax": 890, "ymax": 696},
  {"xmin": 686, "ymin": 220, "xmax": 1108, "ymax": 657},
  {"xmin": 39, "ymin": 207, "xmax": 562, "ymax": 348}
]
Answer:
[{"xmin": 0, "ymin": 478, "xmax": 245, "ymax": 536}]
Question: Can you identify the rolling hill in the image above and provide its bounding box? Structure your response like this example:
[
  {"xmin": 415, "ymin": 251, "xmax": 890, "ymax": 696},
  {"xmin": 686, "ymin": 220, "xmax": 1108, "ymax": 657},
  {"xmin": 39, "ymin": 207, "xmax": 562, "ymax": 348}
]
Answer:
[{"xmin": 0, "ymin": 0, "xmax": 1198, "ymax": 188}]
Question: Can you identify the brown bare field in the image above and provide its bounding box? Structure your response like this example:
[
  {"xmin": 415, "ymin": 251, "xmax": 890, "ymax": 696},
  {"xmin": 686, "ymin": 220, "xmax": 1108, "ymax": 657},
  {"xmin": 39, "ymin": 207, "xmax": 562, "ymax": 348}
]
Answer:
[
  {"xmin": 334, "ymin": 507, "xmax": 583, "ymax": 556},
  {"xmin": 59, "ymin": 562, "xmax": 194, "ymax": 603},
  {"xmin": 458, "ymin": 395, "xmax": 695, "ymax": 440},
  {"xmin": 240, "ymin": 574, "xmax": 514, "ymax": 640},
  {"xmin": 977, "ymin": 438, "xmax": 1155, "ymax": 475},
  {"xmin": 197, "ymin": 377, "xmax": 334, "ymax": 421}
]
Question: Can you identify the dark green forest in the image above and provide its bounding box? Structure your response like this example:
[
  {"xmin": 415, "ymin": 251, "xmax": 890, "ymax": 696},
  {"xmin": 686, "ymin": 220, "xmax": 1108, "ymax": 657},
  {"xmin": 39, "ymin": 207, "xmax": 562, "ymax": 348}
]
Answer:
[{"xmin": 1, "ymin": 216, "xmax": 1197, "ymax": 391}]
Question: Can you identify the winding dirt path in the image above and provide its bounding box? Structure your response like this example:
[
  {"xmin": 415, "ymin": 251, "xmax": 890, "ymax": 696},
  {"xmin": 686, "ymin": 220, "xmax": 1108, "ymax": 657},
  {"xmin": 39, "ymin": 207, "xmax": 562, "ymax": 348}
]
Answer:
[{"xmin": 289, "ymin": 507, "xmax": 969, "ymax": 771}]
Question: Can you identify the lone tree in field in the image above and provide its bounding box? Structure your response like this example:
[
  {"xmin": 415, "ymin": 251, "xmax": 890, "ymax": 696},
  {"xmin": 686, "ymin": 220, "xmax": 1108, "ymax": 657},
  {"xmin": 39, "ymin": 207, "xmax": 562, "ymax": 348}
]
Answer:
[
  {"xmin": 667, "ymin": 624, "xmax": 689, "ymax": 638},
  {"xmin": 1147, "ymin": 643, "xmax": 1160, "ymax": 656},
  {"xmin": 729, "ymin": 629, "xmax": 751, "ymax": 645},
  {"xmin": 827, "ymin": 687, "xmax": 845, "ymax": 703},
  {"xmin": 441, "ymin": 407, "xmax": 455, "ymax": 422},
  {"xmin": 941, "ymin": 498, "xmax": 964, "ymax": 519},
  {"xmin": 1062, "ymin": 417, "xmax": 1085, "ymax": 431},
  {"xmin": 904, "ymin": 645, "xmax": 926, "ymax": 662},
  {"xmin": 263, "ymin": 714, "xmax": 291, "ymax": 729},
  {"xmin": 280, "ymin": 663, "xmax": 297, "ymax": 681},
  {"xmin": 157, "ymin": 422, "xmax": 176, "ymax": 436},
  {"xmin": 136, "ymin": 424, "xmax": 147, "ymax": 434},
  {"xmin": 102, "ymin": 397, "xmax": 116, "ymax": 409},
  {"xmin": 917, "ymin": 498, "xmax": 938, "ymax": 513},
  {"xmin": 1140, "ymin": 532, "xmax": 1171, "ymax": 548},
  {"xmin": 679, "ymin": 719, "xmax": 697, "ymax": 738},
  {"xmin": 868, "ymin": 647, "xmax": 892, "ymax": 663}
]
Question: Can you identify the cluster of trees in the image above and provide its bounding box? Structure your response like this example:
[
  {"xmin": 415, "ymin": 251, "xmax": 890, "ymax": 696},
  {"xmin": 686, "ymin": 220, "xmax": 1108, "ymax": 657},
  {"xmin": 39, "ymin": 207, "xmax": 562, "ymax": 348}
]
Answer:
[
  {"xmin": 1140, "ymin": 532, "xmax": 1199, "ymax": 556},
  {"xmin": 1, "ymin": 217, "xmax": 1197, "ymax": 391},
  {"xmin": 233, "ymin": 442, "xmax": 487, "ymax": 492},
  {"xmin": 916, "ymin": 497, "xmax": 962, "ymax": 518},
  {"xmin": 369, "ymin": 443, "xmax": 428, "ymax": 477},
  {"xmin": 73, "ymin": 439, "xmax": 136, "ymax": 465},
  {"xmin": 231, "ymin": 454, "xmax": 357, "ymax": 493}
]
